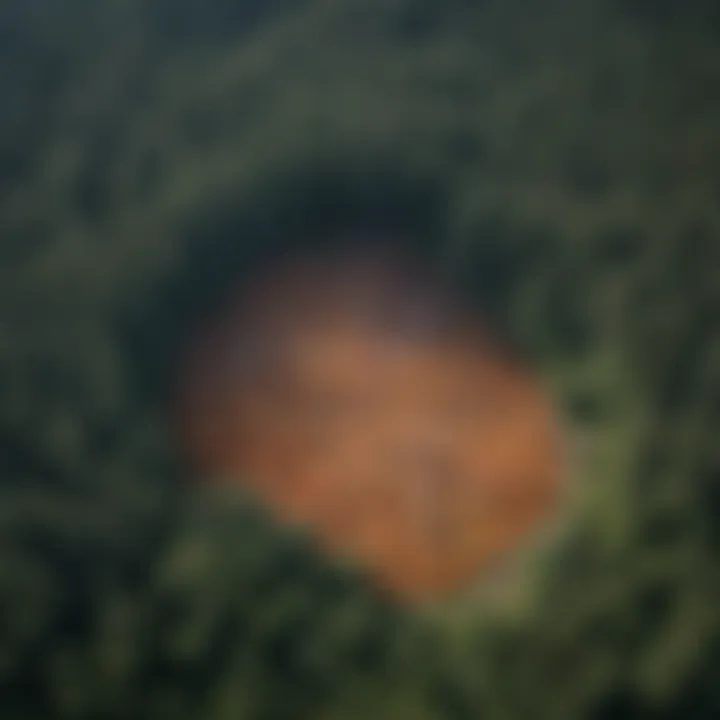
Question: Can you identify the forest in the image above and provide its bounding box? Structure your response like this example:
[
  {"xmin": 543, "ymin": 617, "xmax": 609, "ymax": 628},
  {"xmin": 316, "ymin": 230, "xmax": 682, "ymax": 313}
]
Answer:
[{"xmin": 0, "ymin": 0, "xmax": 719, "ymax": 717}]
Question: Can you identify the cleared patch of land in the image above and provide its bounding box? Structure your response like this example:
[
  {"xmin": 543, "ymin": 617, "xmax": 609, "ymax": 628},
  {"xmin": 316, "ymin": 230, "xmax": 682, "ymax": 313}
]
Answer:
[{"xmin": 176, "ymin": 247, "xmax": 564, "ymax": 600}]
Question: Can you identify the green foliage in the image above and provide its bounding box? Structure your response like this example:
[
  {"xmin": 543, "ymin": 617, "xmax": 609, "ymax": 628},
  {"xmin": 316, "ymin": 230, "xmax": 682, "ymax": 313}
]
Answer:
[{"xmin": 1, "ymin": 0, "xmax": 719, "ymax": 716}]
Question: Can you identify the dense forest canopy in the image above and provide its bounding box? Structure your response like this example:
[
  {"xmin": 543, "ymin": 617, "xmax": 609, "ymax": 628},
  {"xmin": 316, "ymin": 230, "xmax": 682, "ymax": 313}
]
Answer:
[{"xmin": 0, "ymin": 0, "xmax": 719, "ymax": 717}]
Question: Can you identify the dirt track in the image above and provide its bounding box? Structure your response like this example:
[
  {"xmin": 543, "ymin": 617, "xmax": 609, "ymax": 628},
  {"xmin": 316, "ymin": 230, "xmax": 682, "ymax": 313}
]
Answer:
[{"xmin": 176, "ymin": 248, "xmax": 564, "ymax": 601}]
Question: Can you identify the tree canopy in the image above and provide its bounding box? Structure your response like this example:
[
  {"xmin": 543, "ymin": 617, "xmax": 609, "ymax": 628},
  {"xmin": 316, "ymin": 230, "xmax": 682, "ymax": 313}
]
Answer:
[{"xmin": 0, "ymin": 0, "xmax": 719, "ymax": 717}]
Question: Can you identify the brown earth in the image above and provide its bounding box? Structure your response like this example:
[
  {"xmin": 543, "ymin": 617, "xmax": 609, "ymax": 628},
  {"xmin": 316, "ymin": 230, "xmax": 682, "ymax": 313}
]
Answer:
[{"xmin": 175, "ymin": 247, "xmax": 564, "ymax": 601}]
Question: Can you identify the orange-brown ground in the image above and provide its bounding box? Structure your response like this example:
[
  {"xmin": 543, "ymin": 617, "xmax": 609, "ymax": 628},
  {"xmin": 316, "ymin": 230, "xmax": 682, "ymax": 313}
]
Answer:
[{"xmin": 175, "ymin": 248, "xmax": 564, "ymax": 601}]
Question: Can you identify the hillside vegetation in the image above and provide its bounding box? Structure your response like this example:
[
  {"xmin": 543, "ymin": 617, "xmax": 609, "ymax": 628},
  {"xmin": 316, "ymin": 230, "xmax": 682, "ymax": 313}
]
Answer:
[{"xmin": 1, "ymin": 0, "xmax": 719, "ymax": 717}]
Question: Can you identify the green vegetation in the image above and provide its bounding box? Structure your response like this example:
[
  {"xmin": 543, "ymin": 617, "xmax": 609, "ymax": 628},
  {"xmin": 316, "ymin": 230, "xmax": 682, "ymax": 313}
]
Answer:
[{"xmin": 1, "ymin": 0, "xmax": 719, "ymax": 716}]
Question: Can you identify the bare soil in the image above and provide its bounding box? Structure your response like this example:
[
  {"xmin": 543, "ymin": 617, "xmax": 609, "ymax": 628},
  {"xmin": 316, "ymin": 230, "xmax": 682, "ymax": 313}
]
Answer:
[{"xmin": 175, "ymin": 247, "xmax": 564, "ymax": 601}]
